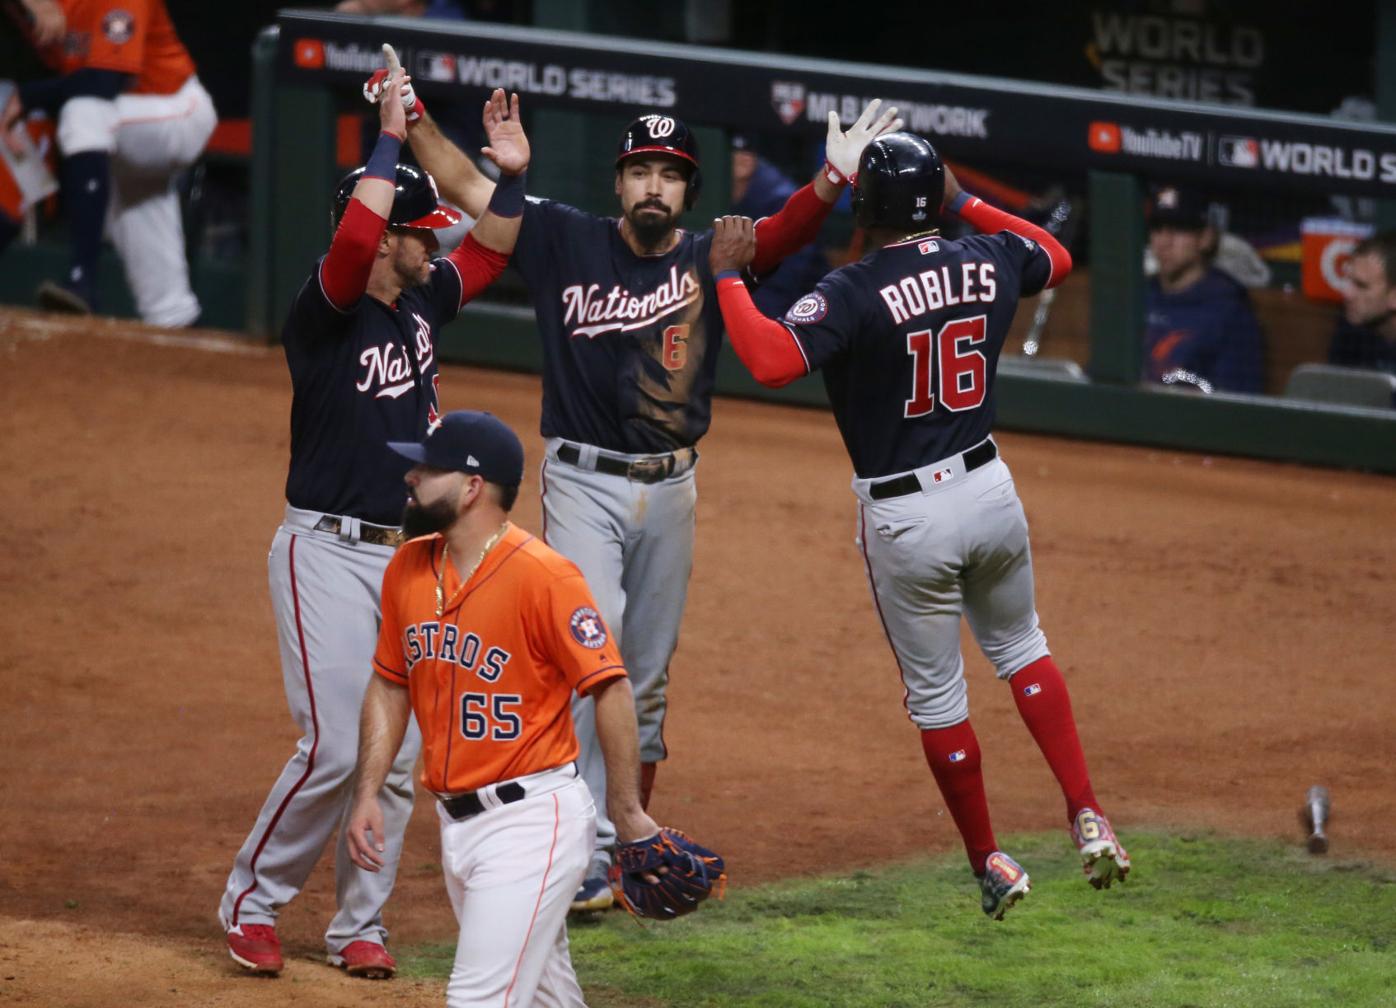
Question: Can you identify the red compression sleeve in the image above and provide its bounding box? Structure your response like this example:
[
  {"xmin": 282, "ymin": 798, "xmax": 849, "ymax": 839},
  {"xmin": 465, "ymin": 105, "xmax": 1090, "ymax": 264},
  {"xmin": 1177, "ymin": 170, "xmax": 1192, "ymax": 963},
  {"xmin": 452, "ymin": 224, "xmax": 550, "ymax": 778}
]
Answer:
[
  {"xmin": 715, "ymin": 273, "xmax": 808, "ymax": 387},
  {"xmin": 445, "ymin": 233, "xmax": 510, "ymax": 307},
  {"xmin": 955, "ymin": 195, "xmax": 1073, "ymax": 289},
  {"xmin": 749, "ymin": 182, "xmax": 834, "ymax": 275},
  {"xmin": 320, "ymin": 199, "xmax": 387, "ymax": 310}
]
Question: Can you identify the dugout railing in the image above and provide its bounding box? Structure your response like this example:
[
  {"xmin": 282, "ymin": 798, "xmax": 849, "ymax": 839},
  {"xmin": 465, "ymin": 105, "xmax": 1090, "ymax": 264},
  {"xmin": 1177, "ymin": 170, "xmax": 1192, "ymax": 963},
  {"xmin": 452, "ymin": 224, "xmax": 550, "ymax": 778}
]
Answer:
[{"xmin": 253, "ymin": 11, "xmax": 1396, "ymax": 474}]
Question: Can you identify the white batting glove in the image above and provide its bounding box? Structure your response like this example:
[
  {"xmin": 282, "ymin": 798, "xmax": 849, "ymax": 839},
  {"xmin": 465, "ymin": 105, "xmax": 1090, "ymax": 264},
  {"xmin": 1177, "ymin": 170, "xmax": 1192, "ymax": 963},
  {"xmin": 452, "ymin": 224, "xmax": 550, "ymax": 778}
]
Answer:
[
  {"xmin": 823, "ymin": 98, "xmax": 904, "ymax": 185},
  {"xmin": 362, "ymin": 44, "xmax": 423, "ymax": 122}
]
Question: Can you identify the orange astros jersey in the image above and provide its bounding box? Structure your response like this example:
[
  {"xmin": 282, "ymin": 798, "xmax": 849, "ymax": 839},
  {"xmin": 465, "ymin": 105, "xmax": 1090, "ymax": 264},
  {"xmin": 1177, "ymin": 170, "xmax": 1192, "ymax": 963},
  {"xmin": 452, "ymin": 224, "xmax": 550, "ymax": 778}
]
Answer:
[
  {"xmin": 374, "ymin": 524, "xmax": 626, "ymax": 795},
  {"xmin": 42, "ymin": 0, "xmax": 194, "ymax": 95}
]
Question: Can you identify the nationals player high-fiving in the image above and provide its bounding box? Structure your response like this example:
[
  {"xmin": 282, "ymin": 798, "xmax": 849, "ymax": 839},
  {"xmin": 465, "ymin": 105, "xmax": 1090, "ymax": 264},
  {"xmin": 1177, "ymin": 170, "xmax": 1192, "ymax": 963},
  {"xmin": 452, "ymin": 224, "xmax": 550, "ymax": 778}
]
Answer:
[
  {"xmin": 218, "ymin": 77, "xmax": 531, "ymax": 978},
  {"xmin": 372, "ymin": 51, "xmax": 902, "ymax": 910},
  {"xmin": 711, "ymin": 133, "xmax": 1130, "ymax": 921}
]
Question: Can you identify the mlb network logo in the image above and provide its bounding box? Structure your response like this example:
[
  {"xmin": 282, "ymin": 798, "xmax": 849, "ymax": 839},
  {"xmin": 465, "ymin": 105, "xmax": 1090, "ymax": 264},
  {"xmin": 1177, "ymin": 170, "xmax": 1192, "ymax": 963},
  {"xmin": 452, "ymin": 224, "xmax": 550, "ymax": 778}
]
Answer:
[{"xmin": 1218, "ymin": 135, "xmax": 1260, "ymax": 168}]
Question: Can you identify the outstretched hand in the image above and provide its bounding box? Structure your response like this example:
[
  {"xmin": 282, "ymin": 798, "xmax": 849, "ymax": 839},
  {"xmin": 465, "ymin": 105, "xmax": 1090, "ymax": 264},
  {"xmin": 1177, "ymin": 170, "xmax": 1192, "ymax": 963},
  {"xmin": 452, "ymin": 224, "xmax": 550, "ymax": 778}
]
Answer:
[
  {"xmin": 363, "ymin": 44, "xmax": 424, "ymax": 124},
  {"xmin": 825, "ymin": 98, "xmax": 904, "ymax": 180},
  {"xmin": 709, "ymin": 215, "xmax": 756, "ymax": 274},
  {"xmin": 480, "ymin": 89, "xmax": 529, "ymax": 176},
  {"xmin": 378, "ymin": 67, "xmax": 407, "ymax": 137}
]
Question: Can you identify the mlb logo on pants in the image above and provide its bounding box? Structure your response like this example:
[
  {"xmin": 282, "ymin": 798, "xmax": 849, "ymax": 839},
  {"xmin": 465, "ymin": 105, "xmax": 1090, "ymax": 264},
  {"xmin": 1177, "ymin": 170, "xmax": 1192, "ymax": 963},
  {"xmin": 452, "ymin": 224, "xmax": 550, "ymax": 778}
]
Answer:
[{"xmin": 1022, "ymin": 683, "xmax": 1042, "ymax": 697}]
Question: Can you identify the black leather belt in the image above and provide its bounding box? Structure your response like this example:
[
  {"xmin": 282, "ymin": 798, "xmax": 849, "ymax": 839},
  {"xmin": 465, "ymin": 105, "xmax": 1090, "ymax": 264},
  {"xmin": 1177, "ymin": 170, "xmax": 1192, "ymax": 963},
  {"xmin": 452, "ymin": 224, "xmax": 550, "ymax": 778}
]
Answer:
[
  {"xmin": 556, "ymin": 443, "xmax": 684, "ymax": 484},
  {"xmin": 868, "ymin": 440, "xmax": 998, "ymax": 501},
  {"xmin": 439, "ymin": 781, "xmax": 527, "ymax": 821},
  {"xmin": 312, "ymin": 515, "xmax": 405, "ymax": 547}
]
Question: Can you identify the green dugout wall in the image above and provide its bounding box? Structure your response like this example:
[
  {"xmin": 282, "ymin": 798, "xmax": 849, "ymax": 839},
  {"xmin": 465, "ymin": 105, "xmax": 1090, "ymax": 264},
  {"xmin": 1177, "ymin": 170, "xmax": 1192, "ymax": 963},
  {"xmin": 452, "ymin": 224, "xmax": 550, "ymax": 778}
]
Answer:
[{"xmin": 252, "ymin": 11, "xmax": 1396, "ymax": 473}]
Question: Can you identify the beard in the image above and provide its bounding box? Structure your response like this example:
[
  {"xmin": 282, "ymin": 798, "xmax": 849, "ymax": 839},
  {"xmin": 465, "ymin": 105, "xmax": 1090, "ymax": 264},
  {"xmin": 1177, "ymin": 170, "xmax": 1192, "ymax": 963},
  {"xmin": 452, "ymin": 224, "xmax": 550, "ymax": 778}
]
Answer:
[
  {"xmin": 401, "ymin": 496, "xmax": 457, "ymax": 538},
  {"xmin": 625, "ymin": 200, "xmax": 680, "ymax": 250}
]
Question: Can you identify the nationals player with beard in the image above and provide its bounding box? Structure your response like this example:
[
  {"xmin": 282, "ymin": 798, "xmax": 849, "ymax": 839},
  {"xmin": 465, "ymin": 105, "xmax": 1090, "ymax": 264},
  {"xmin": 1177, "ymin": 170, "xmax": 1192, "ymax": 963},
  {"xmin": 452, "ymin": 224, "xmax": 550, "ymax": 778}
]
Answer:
[
  {"xmin": 219, "ymin": 77, "xmax": 531, "ymax": 978},
  {"xmin": 366, "ymin": 52, "xmax": 902, "ymax": 910}
]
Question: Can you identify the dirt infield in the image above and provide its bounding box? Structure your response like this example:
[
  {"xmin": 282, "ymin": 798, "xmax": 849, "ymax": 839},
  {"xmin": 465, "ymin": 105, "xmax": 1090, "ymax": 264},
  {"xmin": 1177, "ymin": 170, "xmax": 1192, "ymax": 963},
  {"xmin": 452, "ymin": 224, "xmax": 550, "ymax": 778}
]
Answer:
[{"xmin": 3, "ymin": 308, "xmax": 1394, "ymax": 1006}]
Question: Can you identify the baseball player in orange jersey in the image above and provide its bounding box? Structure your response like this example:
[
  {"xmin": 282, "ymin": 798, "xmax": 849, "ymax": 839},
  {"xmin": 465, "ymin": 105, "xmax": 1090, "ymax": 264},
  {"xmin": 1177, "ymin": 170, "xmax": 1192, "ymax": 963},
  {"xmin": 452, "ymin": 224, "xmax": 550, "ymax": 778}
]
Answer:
[
  {"xmin": 10, "ymin": 0, "xmax": 215, "ymax": 324},
  {"xmin": 348, "ymin": 410, "xmax": 659, "ymax": 1007}
]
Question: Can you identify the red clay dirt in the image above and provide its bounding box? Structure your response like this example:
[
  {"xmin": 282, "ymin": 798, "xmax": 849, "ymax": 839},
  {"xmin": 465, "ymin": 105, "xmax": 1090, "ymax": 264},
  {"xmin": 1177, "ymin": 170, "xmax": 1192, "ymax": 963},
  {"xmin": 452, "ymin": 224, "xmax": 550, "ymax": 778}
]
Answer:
[{"xmin": 2, "ymin": 309, "xmax": 1393, "ymax": 1006}]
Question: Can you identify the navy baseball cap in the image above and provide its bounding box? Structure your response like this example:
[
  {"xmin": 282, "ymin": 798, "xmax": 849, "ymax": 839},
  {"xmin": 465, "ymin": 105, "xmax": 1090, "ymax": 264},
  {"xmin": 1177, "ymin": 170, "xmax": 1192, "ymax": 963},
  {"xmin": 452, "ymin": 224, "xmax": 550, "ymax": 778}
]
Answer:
[
  {"xmin": 1147, "ymin": 185, "xmax": 1210, "ymax": 230},
  {"xmin": 387, "ymin": 410, "xmax": 524, "ymax": 486}
]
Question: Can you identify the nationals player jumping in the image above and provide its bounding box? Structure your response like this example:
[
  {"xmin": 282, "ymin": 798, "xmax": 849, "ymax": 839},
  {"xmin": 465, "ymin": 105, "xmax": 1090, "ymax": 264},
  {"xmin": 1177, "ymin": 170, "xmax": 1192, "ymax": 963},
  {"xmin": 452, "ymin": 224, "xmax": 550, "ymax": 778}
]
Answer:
[
  {"xmin": 710, "ymin": 132, "xmax": 1130, "ymax": 920},
  {"xmin": 218, "ymin": 78, "xmax": 530, "ymax": 977},
  {"xmin": 10, "ymin": 0, "xmax": 216, "ymax": 324},
  {"xmin": 369, "ymin": 56, "xmax": 901, "ymax": 908},
  {"xmin": 347, "ymin": 410, "xmax": 659, "ymax": 1008}
]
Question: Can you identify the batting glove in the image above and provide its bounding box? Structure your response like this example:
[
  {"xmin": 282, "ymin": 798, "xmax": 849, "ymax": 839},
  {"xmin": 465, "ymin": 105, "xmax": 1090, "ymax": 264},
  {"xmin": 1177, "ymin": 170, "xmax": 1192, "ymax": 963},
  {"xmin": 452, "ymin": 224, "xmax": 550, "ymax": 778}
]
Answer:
[
  {"xmin": 363, "ymin": 44, "xmax": 425, "ymax": 122},
  {"xmin": 823, "ymin": 98, "xmax": 903, "ymax": 184}
]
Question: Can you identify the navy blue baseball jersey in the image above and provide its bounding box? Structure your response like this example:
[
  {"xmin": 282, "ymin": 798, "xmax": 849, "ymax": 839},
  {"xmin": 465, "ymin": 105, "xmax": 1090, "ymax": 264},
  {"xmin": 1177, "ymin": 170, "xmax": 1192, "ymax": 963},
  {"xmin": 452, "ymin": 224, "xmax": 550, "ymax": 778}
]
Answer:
[
  {"xmin": 282, "ymin": 257, "xmax": 464, "ymax": 526},
  {"xmin": 783, "ymin": 231, "xmax": 1051, "ymax": 478},
  {"xmin": 513, "ymin": 198, "xmax": 719, "ymax": 453}
]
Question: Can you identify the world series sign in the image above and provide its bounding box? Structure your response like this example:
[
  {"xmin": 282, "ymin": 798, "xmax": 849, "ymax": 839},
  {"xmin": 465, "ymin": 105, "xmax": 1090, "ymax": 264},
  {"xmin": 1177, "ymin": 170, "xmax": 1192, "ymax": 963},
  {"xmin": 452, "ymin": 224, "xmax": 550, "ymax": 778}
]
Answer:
[{"xmin": 277, "ymin": 11, "xmax": 1396, "ymax": 198}]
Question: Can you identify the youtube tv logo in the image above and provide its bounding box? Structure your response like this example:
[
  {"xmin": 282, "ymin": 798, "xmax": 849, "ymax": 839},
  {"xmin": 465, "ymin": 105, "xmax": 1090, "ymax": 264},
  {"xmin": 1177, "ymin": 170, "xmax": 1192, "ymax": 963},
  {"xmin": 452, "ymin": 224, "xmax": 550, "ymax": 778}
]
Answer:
[
  {"xmin": 294, "ymin": 38, "xmax": 326, "ymax": 69},
  {"xmin": 1088, "ymin": 121, "xmax": 1122, "ymax": 154}
]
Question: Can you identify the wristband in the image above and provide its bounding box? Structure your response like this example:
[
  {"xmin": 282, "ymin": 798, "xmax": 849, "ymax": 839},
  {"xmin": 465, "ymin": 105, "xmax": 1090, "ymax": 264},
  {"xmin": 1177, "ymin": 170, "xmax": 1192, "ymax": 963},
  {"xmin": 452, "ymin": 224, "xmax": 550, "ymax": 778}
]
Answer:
[
  {"xmin": 486, "ymin": 170, "xmax": 526, "ymax": 218},
  {"xmin": 364, "ymin": 131, "xmax": 402, "ymax": 182},
  {"xmin": 947, "ymin": 191, "xmax": 973, "ymax": 215},
  {"xmin": 822, "ymin": 160, "xmax": 847, "ymax": 186},
  {"xmin": 716, "ymin": 269, "xmax": 743, "ymax": 281}
]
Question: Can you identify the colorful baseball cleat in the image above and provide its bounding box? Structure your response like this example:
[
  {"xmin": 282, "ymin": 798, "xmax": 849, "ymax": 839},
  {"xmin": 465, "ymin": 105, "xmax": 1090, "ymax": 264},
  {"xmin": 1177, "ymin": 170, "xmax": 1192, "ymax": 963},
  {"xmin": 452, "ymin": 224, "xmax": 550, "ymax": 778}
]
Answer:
[
  {"xmin": 569, "ymin": 872, "xmax": 615, "ymax": 914},
  {"xmin": 978, "ymin": 850, "xmax": 1031, "ymax": 920},
  {"xmin": 328, "ymin": 940, "xmax": 396, "ymax": 979},
  {"xmin": 1072, "ymin": 807, "xmax": 1131, "ymax": 889},
  {"xmin": 226, "ymin": 923, "xmax": 283, "ymax": 975}
]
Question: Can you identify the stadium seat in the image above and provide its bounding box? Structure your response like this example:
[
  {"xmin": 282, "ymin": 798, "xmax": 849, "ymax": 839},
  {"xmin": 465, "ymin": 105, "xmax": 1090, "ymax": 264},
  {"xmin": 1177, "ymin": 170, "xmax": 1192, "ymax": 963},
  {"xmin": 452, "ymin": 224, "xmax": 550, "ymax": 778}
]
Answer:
[
  {"xmin": 997, "ymin": 355, "xmax": 1088, "ymax": 382},
  {"xmin": 1282, "ymin": 363, "xmax": 1396, "ymax": 409}
]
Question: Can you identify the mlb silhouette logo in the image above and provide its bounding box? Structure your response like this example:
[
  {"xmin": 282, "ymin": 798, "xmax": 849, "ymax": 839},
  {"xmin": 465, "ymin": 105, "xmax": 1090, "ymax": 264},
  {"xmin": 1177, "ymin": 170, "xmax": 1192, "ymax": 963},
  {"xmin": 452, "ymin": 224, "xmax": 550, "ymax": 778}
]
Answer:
[
  {"xmin": 932, "ymin": 467, "xmax": 953, "ymax": 484},
  {"xmin": 1022, "ymin": 683, "xmax": 1042, "ymax": 697},
  {"xmin": 948, "ymin": 750, "xmax": 967, "ymax": 763}
]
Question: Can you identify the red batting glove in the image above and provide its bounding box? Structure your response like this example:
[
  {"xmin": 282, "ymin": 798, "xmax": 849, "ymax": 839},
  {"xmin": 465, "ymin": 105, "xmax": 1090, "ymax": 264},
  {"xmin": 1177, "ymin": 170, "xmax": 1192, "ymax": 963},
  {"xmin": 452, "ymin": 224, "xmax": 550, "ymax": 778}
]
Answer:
[{"xmin": 362, "ymin": 68, "xmax": 425, "ymax": 123}]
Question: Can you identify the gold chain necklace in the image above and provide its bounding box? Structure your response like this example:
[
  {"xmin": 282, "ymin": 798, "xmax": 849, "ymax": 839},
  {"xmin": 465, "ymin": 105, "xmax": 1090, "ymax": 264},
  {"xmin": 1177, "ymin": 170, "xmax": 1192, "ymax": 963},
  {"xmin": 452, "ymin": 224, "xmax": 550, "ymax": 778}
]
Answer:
[{"xmin": 435, "ymin": 522, "xmax": 510, "ymax": 617}]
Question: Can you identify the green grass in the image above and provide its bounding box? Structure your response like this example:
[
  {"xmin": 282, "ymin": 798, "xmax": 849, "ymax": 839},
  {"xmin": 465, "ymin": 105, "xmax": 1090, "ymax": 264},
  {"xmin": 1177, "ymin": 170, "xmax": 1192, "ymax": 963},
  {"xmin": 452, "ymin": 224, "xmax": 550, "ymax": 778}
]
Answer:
[{"xmin": 400, "ymin": 831, "xmax": 1396, "ymax": 1007}]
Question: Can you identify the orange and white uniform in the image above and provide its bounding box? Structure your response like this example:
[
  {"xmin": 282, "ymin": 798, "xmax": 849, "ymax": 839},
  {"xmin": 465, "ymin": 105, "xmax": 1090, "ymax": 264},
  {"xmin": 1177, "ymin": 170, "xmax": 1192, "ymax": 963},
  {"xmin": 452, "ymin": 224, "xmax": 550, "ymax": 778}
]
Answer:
[
  {"xmin": 38, "ymin": 0, "xmax": 194, "ymax": 95},
  {"xmin": 374, "ymin": 523, "xmax": 625, "ymax": 1007},
  {"xmin": 40, "ymin": 0, "xmax": 216, "ymax": 326}
]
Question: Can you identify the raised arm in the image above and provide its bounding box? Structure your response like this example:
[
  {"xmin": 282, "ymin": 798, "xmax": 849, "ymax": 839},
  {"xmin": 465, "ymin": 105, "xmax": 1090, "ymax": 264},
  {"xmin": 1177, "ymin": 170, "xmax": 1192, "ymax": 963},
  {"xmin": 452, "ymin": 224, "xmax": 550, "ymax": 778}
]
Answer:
[
  {"xmin": 320, "ymin": 70, "xmax": 407, "ymax": 309},
  {"xmin": 364, "ymin": 44, "xmax": 497, "ymax": 218},
  {"xmin": 747, "ymin": 99, "xmax": 902, "ymax": 276},
  {"xmin": 710, "ymin": 216, "xmax": 810, "ymax": 388},
  {"xmin": 941, "ymin": 164, "xmax": 1073, "ymax": 289}
]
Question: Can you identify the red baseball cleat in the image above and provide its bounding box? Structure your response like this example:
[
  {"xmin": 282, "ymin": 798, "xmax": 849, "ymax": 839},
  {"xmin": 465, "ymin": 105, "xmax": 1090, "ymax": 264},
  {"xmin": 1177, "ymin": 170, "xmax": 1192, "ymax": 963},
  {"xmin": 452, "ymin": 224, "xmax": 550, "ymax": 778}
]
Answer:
[
  {"xmin": 1072, "ymin": 807, "xmax": 1132, "ymax": 889},
  {"xmin": 328, "ymin": 940, "xmax": 397, "ymax": 979},
  {"xmin": 226, "ymin": 923, "xmax": 283, "ymax": 975}
]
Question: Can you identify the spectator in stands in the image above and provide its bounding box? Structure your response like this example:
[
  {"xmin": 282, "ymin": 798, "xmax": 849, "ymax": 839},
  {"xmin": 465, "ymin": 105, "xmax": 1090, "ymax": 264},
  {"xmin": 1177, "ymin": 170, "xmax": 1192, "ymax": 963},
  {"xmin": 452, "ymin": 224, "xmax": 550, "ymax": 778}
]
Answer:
[
  {"xmin": 730, "ymin": 135, "xmax": 830, "ymax": 318},
  {"xmin": 1330, "ymin": 230, "xmax": 1396, "ymax": 376},
  {"xmin": 1143, "ymin": 184, "xmax": 1265, "ymax": 394}
]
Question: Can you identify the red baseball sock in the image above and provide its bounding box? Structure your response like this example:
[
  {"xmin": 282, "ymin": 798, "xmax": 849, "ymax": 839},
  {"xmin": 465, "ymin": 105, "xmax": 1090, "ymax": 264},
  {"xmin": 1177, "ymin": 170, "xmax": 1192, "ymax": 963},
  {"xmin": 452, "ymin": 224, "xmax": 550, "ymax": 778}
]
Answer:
[
  {"xmin": 920, "ymin": 720, "xmax": 997, "ymax": 875},
  {"xmin": 1010, "ymin": 656, "xmax": 1099, "ymax": 822}
]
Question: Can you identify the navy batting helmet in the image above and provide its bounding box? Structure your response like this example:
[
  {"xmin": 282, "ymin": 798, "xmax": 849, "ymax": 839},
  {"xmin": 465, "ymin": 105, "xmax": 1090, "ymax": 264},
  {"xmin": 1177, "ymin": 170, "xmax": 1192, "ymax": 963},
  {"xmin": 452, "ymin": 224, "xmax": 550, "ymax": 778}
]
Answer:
[
  {"xmin": 615, "ymin": 114, "xmax": 702, "ymax": 209},
  {"xmin": 332, "ymin": 164, "xmax": 462, "ymax": 231},
  {"xmin": 852, "ymin": 132, "xmax": 945, "ymax": 233}
]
